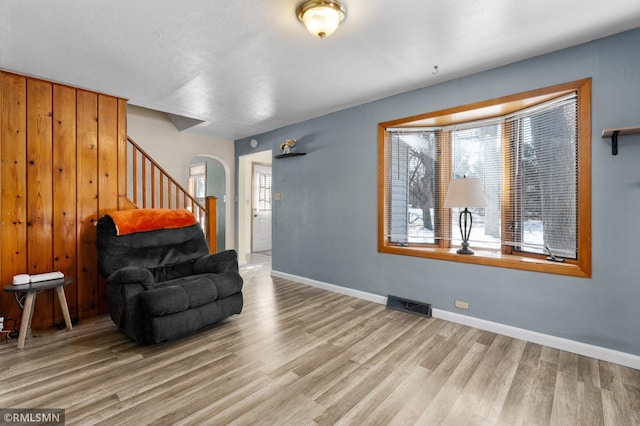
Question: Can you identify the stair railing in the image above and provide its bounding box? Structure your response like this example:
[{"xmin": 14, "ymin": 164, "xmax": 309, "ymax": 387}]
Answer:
[{"xmin": 125, "ymin": 136, "xmax": 217, "ymax": 252}]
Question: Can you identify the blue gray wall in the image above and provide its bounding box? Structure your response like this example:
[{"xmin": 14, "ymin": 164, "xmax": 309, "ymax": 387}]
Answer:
[{"xmin": 236, "ymin": 28, "xmax": 640, "ymax": 356}]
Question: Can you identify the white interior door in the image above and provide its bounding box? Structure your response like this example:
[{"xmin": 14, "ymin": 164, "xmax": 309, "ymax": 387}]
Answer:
[{"xmin": 252, "ymin": 164, "xmax": 272, "ymax": 252}]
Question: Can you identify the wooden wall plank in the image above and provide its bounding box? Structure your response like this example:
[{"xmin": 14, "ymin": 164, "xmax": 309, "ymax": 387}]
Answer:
[
  {"xmin": 76, "ymin": 90, "xmax": 99, "ymax": 318},
  {"xmin": 117, "ymin": 99, "xmax": 127, "ymax": 209},
  {"xmin": 0, "ymin": 77, "xmax": 2, "ymax": 317},
  {"xmin": 97, "ymin": 94, "xmax": 118, "ymax": 313},
  {"xmin": 1, "ymin": 71, "xmax": 127, "ymax": 331},
  {"xmin": 0, "ymin": 73, "xmax": 28, "ymax": 324},
  {"xmin": 52, "ymin": 84, "xmax": 78, "ymax": 324},
  {"xmin": 97, "ymin": 95, "xmax": 118, "ymax": 214},
  {"xmin": 26, "ymin": 78, "xmax": 54, "ymax": 329}
]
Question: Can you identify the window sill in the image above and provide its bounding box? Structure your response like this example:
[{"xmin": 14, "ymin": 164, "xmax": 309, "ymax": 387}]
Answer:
[{"xmin": 379, "ymin": 244, "xmax": 591, "ymax": 278}]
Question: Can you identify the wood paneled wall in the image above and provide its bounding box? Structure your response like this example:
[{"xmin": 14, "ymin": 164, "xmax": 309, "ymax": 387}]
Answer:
[{"xmin": 0, "ymin": 71, "xmax": 127, "ymax": 329}]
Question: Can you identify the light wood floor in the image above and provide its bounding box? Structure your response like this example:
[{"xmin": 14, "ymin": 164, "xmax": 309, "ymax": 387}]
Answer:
[{"xmin": 1, "ymin": 255, "xmax": 638, "ymax": 425}]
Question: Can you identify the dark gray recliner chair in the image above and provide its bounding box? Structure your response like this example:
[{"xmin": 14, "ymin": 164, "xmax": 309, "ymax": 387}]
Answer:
[{"xmin": 96, "ymin": 209, "xmax": 243, "ymax": 344}]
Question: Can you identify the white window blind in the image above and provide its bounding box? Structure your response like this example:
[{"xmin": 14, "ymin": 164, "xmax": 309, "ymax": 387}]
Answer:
[
  {"xmin": 505, "ymin": 94, "xmax": 578, "ymax": 258},
  {"xmin": 387, "ymin": 130, "xmax": 439, "ymax": 244},
  {"xmin": 448, "ymin": 121, "xmax": 502, "ymax": 250},
  {"xmin": 386, "ymin": 92, "xmax": 578, "ymax": 259}
]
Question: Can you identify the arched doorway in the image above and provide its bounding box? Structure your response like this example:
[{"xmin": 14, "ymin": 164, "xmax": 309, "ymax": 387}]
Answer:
[{"xmin": 188, "ymin": 156, "xmax": 229, "ymax": 253}]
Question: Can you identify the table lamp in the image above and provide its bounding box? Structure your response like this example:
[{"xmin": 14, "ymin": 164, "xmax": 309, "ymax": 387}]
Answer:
[{"xmin": 444, "ymin": 177, "xmax": 487, "ymax": 255}]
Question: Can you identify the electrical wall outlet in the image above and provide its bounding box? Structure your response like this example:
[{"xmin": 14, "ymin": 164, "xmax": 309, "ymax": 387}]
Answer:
[{"xmin": 454, "ymin": 299, "xmax": 469, "ymax": 310}]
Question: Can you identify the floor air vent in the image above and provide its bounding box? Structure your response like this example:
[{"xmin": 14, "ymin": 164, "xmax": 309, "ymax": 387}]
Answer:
[{"xmin": 386, "ymin": 295, "xmax": 432, "ymax": 318}]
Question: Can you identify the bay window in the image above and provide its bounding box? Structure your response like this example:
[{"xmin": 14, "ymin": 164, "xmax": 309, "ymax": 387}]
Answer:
[{"xmin": 378, "ymin": 79, "xmax": 591, "ymax": 277}]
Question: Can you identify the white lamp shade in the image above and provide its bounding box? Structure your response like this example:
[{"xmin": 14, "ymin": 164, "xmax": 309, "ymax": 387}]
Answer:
[{"xmin": 444, "ymin": 178, "xmax": 487, "ymax": 208}]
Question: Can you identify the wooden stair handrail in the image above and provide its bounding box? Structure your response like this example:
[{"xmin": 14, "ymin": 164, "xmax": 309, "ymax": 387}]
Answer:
[{"xmin": 125, "ymin": 136, "xmax": 216, "ymax": 252}]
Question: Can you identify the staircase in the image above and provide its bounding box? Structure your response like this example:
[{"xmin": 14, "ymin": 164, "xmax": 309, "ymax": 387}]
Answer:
[{"xmin": 125, "ymin": 136, "xmax": 217, "ymax": 252}]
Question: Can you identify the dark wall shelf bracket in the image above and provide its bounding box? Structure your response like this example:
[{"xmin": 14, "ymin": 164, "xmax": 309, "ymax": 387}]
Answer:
[{"xmin": 602, "ymin": 126, "xmax": 640, "ymax": 155}]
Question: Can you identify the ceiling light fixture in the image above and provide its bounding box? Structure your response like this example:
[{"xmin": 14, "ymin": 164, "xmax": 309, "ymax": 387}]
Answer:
[{"xmin": 297, "ymin": 0, "xmax": 347, "ymax": 39}]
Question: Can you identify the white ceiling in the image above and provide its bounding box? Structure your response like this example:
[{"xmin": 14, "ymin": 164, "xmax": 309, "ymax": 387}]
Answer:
[{"xmin": 1, "ymin": 1, "xmax": 639, "ymax": 140}]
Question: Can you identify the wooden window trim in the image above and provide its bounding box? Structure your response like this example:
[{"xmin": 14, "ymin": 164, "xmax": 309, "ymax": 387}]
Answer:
[{"xmin": 378, "ymin": 79, "xmax": 592, "ymax": 278}]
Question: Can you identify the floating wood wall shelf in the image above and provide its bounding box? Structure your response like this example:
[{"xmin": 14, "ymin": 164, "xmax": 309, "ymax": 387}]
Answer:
[
  {"xmin": 274, "ymin": 152, "xmax": 306, "ymax": 159},
  {"xmin": 602, "ymin": 126, "xmax": 640, "ymax": 155}
]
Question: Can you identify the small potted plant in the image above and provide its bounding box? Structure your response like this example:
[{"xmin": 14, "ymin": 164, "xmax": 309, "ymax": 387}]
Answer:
[{"xmin": 280, "ymin": 138, "xmax": 296, "ymax": 154}]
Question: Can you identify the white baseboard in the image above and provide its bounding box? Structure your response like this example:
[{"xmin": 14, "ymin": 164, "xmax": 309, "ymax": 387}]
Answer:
[
  {"xmin": 432, "ymin": 309, "xmax": 640, "ymax": 370},
  {"xmin": 271, "ymin": 270, "xmax": 387, "ymax": 305},
  {"xmin": 270, "ymin": 270, "xmax": 640, "ymax": 370}
]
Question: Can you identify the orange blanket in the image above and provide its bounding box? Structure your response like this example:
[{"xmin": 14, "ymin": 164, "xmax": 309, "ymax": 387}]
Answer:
[{"xmin": 106, "ymin": 208, "xmax": 197, "ymax": 236}]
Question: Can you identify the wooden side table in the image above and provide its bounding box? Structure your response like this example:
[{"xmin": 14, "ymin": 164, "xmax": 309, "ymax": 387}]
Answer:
[{"xmin": 3, "ymin": 277, "xmax": 73, "ymax": 349}]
